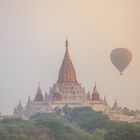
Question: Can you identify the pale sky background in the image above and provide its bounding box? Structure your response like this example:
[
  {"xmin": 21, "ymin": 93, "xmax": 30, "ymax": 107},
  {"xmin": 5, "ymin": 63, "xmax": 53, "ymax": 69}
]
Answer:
[{"xmin": 0, "ymin": 0, "xmax": 140, "ymax": 114}]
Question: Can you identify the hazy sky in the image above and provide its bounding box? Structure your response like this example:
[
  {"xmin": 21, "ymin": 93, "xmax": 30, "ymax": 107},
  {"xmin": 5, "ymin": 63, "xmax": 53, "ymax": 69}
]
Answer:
[{"xmin": 0, "ymin": 0, "xmax": 140, "ymax": 114}]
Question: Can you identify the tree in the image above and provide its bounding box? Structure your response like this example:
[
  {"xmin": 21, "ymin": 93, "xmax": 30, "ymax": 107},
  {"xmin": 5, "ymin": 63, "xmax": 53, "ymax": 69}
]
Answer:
[
  {"xmin": 91, "ymin": 129, "xmax": 106, "ymax": 140},
  {"xmin": 104, "ymin": 123, "xmax": 140, "ymax": 140},
  {"xmin": 66, "ymin": 107, "xmax": 109, "ymax": 131}
]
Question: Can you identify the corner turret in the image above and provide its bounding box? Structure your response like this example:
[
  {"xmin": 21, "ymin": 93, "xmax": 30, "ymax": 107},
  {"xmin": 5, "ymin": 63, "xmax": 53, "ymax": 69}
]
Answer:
[
  {"xmin": 91, "ymin": 82, "xmax": 100, "ymax": 101},
  {"xmin": 35, "ymin": 83, "xmax": 44, "ymax": 101}
]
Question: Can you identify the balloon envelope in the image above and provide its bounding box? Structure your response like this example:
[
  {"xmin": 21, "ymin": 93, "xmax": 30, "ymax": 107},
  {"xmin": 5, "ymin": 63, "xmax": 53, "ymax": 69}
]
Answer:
[{"xmin": 110, "ymin": 48, "xmax": 132, "ymax": 74}]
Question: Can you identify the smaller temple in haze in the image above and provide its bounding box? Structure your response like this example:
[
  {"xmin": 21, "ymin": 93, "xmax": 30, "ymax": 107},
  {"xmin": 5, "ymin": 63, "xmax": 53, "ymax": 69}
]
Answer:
[
  {"xmin": 14, "ymin": 84, "xmax": 49, "ymax": 118},
  {"xmin": 14, "ymin": 39, "xmax": 140, "ymax": 122},
  {"xmin": 86, "ymin": 83, "xmax": 110, "ymax": 114}
]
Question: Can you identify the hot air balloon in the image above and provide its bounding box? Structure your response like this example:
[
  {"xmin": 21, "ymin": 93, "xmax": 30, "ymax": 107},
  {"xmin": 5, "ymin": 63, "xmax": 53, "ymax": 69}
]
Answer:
[{"xmin": 110, "ymin": 48, "xmax": 132, "ymax": 75}]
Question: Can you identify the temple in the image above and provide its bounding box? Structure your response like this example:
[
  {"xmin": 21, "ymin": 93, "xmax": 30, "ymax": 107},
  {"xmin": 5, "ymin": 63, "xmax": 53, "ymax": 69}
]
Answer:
[
  {"xmin": 14, "ymin": 39, "xmax": 140, "ymax": 122},
  {"xmin": 48, "ymin": 38, "xmax": 86, "ymax": 109}
]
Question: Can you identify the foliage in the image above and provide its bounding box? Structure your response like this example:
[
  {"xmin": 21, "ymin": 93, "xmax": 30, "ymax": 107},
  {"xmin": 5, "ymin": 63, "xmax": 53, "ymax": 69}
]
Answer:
[
  {"xmin": 63, "ymin": 106, "xmax": 109, "ymax": 131},
  {"xmin": 31, "ymin": 113, "xmax": 91, "ymax": 140},
  {"xmin": 91, "ymin": 129, "xmax": 106, "ymax": 140},
  {"xmin": 0, "ymin": 107, "xmax": 140, "ymax": 140},
  {"xmin": 0, "ymin": 118, "xmax": 53, "ymax": 140},
  {"xmin": 104, "ymin": 123, "xmax": 140, "ymax": 140}
]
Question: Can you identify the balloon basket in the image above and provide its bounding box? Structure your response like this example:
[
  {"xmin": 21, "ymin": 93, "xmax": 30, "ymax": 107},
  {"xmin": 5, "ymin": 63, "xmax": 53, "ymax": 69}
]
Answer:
[{"xmin": 120, "ymin": 72, "xmax": 123, "ymax": 75}]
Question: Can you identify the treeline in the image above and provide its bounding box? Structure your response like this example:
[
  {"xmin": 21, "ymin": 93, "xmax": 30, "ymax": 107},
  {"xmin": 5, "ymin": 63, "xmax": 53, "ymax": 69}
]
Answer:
[{"xmin": 0, "ymin": 107, "xmax": 140, "ymax": 140}]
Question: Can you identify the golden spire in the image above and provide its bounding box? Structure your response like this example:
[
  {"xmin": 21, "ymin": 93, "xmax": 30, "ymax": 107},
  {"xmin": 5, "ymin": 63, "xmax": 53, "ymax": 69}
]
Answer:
[
  {"xmin": 63, "ymin": 37, "xmax": 71, "ymax": 62},
  {"xmin": 58, "ymin": 39, "xmax": 77, "ymax": 83}
]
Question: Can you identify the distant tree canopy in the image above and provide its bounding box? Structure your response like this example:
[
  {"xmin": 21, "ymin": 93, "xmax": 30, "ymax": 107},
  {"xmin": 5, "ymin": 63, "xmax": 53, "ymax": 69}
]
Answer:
[
  {"xmin": 104, "ymin": 123, "xmax": 140, "ymax": 140},
  {"xmin": 66, "ymin": 107, "xmax": 109, "ymax": 131},
  {"xmin": 0, "ymin": 107, "xmax": 140, "ymax": 140}
]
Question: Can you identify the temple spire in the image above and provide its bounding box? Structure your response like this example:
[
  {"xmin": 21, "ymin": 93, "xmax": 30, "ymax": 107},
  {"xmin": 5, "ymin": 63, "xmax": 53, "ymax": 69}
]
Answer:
[
  {"xmin": 58, "ymin": 39, "xmax": 77, "ymax": 83},
  {"xmin": 65, "ymin": 36, "xmax": 68, "ymax": 48},
  {"xmin": 112, "ymin": 98, "xmax": 120, "ymax": 109},
  {"xmin": 92, "ymin": 82, "xmax": 100, "ymax": 101},
  {"xmin": 64, "ymin": 37, "xmax": 71, "ymax": 62},
  {"xmin": 35, "ymin": 83, "xmax": 44, "ymax": 101},
  {"xmin": 114, "ymin": 98, "xmax": 118, "ymax": 106},
  {"xmin": 93, "ymin": 82, "xmax": 98, "ymax": 93},
  {"xmin": 16, "ymin": 100, "xmax": 23, "ymax": 110}
]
